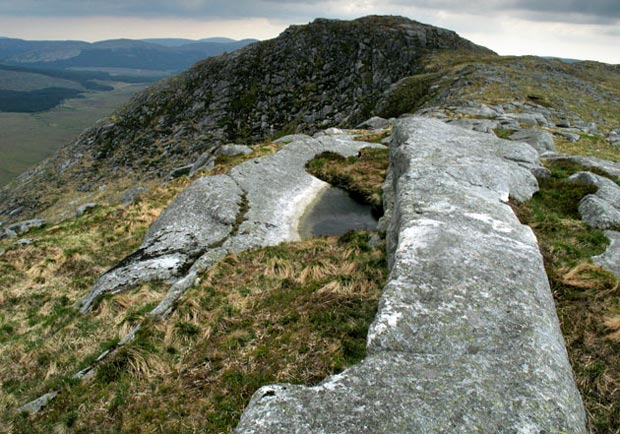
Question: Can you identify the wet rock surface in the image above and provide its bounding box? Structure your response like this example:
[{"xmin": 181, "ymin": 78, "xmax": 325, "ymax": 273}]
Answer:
[{"xmin": 235, "ymin": 117, "xmax": 586, "ymax": 433}]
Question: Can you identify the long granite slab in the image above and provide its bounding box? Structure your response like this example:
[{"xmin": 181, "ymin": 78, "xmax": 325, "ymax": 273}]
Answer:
[{"xmin": 235, "ymin": 117, "xmax": 586, "ymax": 433}]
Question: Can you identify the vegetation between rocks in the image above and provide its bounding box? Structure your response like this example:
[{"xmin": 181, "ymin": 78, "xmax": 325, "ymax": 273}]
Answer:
[
  {"xmin": 305, "ymin": 147, "xmax": 389, "ymax": 216},
  {"xmin": 1, "ymin": 134, "xmax": 388, "ymax": 433},
  {"xmin": 513, "ymin": 160, "xmax": 620, "ymax": 433}
]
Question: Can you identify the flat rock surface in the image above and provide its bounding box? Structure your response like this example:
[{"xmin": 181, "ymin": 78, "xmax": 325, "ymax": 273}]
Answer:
[
  {"xmin": 79, "ymin": 176, "xmax": 243, "ymax": 312},
  {"xmin": 235, "ymin": 117, "xmax": 586, "ymax": 433},
  {"xmin": 224, "ymin": 135, "xmax": 384, "ymax": 253}
]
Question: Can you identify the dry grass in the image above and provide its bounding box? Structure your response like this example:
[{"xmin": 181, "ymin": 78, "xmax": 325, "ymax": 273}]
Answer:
[
  {"xmin": 12, "ymin": 233, "xmax": 386, "ymax": 433},
  {"xmin": 0, "ymin": 169, "xmax": 196, "ymax": 426},
  {"xmin": 554, "ymin": 135, "xmax": 620, "ymax": 163}
]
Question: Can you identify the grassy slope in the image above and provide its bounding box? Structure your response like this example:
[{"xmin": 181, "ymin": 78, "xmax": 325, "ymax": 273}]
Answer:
[{"xmin": 0, "ymin": 82, "xmax": 147, "ymax": 187}]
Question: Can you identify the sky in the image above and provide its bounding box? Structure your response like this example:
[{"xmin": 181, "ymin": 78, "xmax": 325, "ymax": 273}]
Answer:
[{"xmin": 0, "ymin": 1, "xmax": 618, "ymax": 64}]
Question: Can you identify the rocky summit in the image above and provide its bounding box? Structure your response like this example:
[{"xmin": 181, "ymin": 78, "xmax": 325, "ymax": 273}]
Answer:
[{"xmin": 2, "ymin": 14, "xmax": 620, "ymax": 434}]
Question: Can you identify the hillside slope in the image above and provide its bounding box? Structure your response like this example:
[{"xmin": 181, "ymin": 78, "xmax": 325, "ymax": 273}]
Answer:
[{"xmin": 2, "ymin": 15, "xmax": 620, "ymax": 434}]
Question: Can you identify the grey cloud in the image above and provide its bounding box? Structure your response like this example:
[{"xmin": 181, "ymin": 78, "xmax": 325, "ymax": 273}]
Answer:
[
  {"xmin": 1, "ymin": 0, "xmax": 618, "ymax": 25},
  {"xmin": 0, "ymin": 0, "xmax": 328, "ymax": 19},
  {"xmin": 388, "ymin": 0, "xmax": 620, "ymax": 23}
]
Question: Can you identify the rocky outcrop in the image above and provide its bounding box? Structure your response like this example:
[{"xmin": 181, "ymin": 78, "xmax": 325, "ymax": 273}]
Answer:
[
  {"xmin": 79, "ymin": 131, "xmax": 384, "ymax": 313},
  {"xmin": 235, "ymin": 117, "xmax": 586, "ymax": 433},
  {"xmin": 594, "ymin": 230, "xmax": 620, "ymax": 276},
  {"xmin": 509, "ymin": 128, "xmax": 555, "ymax": 154},
  {"xmin": 79, "ymin": 176, "xmax": 244, "ymax": 312},
  {"xmin": 0, "ymin": 218, "xmax": 46, "ymax": 239}
]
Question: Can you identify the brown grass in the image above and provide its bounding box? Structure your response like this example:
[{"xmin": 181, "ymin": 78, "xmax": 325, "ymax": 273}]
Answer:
[{"xmin": 12, "ymin": 234, "xmax": 386, "ymax": 433}]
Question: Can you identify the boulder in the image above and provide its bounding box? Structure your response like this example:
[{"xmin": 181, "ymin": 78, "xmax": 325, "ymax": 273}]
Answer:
[
  {"xmin": 454, "ymin": 103, "xmax": 498, "ymax": 118},
  {"xmin": 314, "ymin": 127, "xmax": 345, "ymax": 137},
  {"xmin": 556, "ymin": 118, "xmax": 571, "ymax": 128},
  {"xmin": 167, "ymin": 165, "xmax": 193, "ymax": 180},
  {"xmin": 509, "ymin": 128, "xmax": 555, "ymax": 153},
  {"xmin": 555, "ymin": 131, "xmax": 580, "ymax": 143},
  {"xmin": 607, "ymin": 130, "xmax": 620, "ymax": 146},
  {"xmin": 593, "ymin": 231, "xmax": 620, "ymax": 276},
  {"xmin": 17, "ymin": 392, "xmax": 58, "ymax": 415},
  {"xmin": 188, "ymin": 152, "xmax": 215, "ymax": 176},
  {"xmin": 356, "ymin": 116, "xmax": 390, "ymax": 130},
  {"xmin": 273, "ymin": 134, "xmax": 312, "ymax": 144},
  {"xmin": 515, "ymin": 112, "xmax": 549, "ymax": 128},
  {"xmin": 7, "ymin": 219, "xmax": 46, "ymax": 235},
  {"xmin": 569, "ymin": 171, "xmax": 620, "ymax": 229},
  {"xmin": 120, "ymin": 186, "xmax": 148, "ymax": 206},
  {"xmin": 218, "ymin": 144, "xmax": 253, "ymax": 157},
  {"xmin": 446, "ymin": 118, "xmax": 499, "ymax": 134},
  {"xmin": 75, "ymin": 202, "xmax": 97, "ymax": 217}
]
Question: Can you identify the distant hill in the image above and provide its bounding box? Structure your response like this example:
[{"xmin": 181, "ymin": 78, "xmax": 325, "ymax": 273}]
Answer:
[
  {"xmin": 542, "ymin": 56, "xmax": 583, "ymax": 64},
  {"xmin": 0, "ymin": 37, "xmax": 257, "ymax": 74}
]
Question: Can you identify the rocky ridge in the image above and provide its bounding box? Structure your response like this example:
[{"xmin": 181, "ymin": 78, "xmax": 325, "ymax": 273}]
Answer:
[
  {"xmin": 235, "ymin": 117, "xmax": 586, "ymax": 433},
  {"xmin": 2, "ymin": 14, "xmax": 620, "ymax": 432}
]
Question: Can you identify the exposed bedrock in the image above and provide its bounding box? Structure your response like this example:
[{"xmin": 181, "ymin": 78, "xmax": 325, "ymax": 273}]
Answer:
[
  {"xmin": 78, "ymin": 176, "xmax": 243, "ymax": 312},
  {"xmin": 235, "ymin": 117, "xmax": 586, "ymax": 433},
  {"xmin": 568, "ymin": 171, "xmax": 620, "ymax": 230},
  {"xmin": 79, "ymin": 132, "xmax": 384, "ymax": 313}
]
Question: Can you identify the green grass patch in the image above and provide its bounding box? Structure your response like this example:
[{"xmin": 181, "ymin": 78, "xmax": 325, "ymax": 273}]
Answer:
[
  {"xmin": 494, "ymin": 128, "xmax": 514, "ymax": 140},
  {"xmin": 306, "ymin": 147, "xmax": 389, "ymax": 214}
]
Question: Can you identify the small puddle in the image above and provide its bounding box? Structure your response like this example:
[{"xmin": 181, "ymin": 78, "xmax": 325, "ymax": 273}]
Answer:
[{"xmin": 298, "ymin": 187, "xmax": 378, "ymax": 239}]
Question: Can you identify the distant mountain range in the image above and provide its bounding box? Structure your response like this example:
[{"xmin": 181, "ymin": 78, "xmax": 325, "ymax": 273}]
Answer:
[{"xmin": 0, "ymin": 36, "xmax": 258, "ymax": 75}]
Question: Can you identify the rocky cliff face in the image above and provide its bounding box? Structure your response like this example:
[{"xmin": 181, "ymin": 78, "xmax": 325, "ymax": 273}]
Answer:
[{"xmin": 0, "ymin": 16, "xmax": 493, "ymax": 221}]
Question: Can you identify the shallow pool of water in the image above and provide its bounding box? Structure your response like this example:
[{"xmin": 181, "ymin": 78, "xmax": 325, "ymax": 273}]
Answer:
[{"xmin": 298, "ymin": 187, "xmax": 378, "ymax": 239}]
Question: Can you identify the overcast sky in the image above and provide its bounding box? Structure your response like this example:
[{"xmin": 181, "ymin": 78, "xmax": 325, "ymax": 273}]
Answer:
[{"xmin": 0, "ymin": 0, "xmax": 618, "ymax": 63}]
